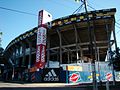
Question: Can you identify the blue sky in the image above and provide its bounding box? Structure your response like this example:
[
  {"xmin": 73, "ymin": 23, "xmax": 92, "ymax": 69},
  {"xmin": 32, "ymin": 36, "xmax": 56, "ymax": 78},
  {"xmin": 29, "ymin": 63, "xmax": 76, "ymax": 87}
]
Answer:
[{"xmin": 0, "ymin": 0, "xmax": 120, "ymax": 49}]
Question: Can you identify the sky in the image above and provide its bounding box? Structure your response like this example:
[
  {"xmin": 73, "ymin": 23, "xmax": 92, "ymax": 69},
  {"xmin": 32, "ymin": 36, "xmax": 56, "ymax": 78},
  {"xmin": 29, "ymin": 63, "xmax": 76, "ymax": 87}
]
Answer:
[{"xmin": 0, "ymin": 0, "xmax": 120, "ymax": 49}]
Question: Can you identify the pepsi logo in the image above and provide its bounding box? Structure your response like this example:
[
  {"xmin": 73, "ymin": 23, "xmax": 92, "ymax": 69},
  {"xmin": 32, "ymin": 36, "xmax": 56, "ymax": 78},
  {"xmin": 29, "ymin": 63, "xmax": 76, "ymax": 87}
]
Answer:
[
  {"xmin": 69, "ymin": 73, "xmax": 80, "ymax": 83},
  {"xmin": 106, "ymin": 73, "xmax": 112, "ymax": 80}
]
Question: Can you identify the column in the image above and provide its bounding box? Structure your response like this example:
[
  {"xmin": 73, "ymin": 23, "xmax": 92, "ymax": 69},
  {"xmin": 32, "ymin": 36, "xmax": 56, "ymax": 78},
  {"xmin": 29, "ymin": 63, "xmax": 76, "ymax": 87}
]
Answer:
[
  {"xmin": 73, "ymin": 25, "xmax": 79, "ymax": 62},
  {"xmin": 57, "ymin": 29, "xmax": 62, "ymax": 65}
]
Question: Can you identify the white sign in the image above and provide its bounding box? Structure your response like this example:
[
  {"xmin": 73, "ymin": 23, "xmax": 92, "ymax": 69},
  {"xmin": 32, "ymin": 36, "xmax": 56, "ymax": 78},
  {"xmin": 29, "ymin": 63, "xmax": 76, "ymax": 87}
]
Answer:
[{"xmin": 37, "ymin": 27, "xmax": 46, "ymax": 45}]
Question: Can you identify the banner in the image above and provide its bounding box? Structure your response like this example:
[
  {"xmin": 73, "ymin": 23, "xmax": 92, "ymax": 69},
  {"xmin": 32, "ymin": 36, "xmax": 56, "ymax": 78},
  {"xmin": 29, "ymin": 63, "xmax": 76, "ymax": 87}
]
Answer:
[
  {"xmin": 36, "ymin": 10, "xmax": 52, "ymax": 69},
  {"xmin": 42, "ymin": 68, "xmax": 60, "ymax": 83},
  {"xmin": 68, "ymin": 71, "xmax": 114, "ymax": 84},
  {"xmin": 36, "ymin": 27, "xmax": 46, "ymax": 69}
]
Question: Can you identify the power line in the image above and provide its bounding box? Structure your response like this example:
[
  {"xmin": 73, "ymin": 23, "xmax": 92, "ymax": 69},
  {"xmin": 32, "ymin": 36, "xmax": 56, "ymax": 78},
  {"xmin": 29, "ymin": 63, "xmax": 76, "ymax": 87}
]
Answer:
[
  {"xmin": 116, "ymin": 21, "xmax": 120, "ymax": 26},
  {"xmin": 114, "ymin": 21, "xmax": 120, "ymax": 36},
  {"xmin": 115, "ymin": 23, "xmax": 120, "ymax": 36},
  {"xmin": 117, "ymin": 19, "xmax": 120, "ymax": 22},
  {"xmin": 87, "ymin": 0, "xmax": 96, "ymax": 11},
  {"xmin": 0, "ymin": 6, "xmax": 37, "ymax": 16},
  {"xmin": 87, "ymin": 4, "xmax": 96, "ymax": 10},
  {"xmin": 72, "ymin": 3, "xmax": 84, "ymax": 14},
  {"xmin": 116, "ymin": 25, "xmax": 120, "ymax": 29}
]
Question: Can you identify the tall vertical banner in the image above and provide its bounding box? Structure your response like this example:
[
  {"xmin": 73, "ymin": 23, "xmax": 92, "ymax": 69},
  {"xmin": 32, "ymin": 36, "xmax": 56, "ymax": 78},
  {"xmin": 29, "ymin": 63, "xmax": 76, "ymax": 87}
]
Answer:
[{"xmin": 36, "ymin": 10, "xmax": 52, "ymax": 69}]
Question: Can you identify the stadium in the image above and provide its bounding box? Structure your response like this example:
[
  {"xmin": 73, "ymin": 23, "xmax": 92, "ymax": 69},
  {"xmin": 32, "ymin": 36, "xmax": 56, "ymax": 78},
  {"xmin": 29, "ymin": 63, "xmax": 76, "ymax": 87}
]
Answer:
[{"xmin": 3, "ymin": 8, "xmax": 119, "ymax": 83}]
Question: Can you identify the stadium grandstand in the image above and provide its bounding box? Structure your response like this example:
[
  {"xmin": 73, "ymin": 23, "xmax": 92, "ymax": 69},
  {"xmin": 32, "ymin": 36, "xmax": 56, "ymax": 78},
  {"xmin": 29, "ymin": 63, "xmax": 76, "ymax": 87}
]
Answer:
[{"xmin": 2, "ymin": 8, "xmax": 118, "ymax": 83}]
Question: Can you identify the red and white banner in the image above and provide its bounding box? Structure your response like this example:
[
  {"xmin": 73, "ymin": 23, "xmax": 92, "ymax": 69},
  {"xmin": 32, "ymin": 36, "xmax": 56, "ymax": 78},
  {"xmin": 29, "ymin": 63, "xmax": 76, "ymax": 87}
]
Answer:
[
  {"xmin": 36, "ymin": 27, "xmax": 46, "ymax": 69},
  {"xmin": 36, "ymin": 10, "xmax": 52, "ymax": 69}
]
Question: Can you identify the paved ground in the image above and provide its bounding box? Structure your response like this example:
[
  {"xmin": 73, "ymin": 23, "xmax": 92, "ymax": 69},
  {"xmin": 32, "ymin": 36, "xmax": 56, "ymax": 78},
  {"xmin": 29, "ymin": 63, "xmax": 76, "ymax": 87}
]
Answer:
[
  {"xmin": 0, "ymin": 82, "xmax": 68, "ymax": 88},
  {"xmin": 0, "ymin": 81, "xmax": 93, "ymax": 90},
  {"xmin": 0, "ymin": 81, "xmax": 120, "ymax": 90}
]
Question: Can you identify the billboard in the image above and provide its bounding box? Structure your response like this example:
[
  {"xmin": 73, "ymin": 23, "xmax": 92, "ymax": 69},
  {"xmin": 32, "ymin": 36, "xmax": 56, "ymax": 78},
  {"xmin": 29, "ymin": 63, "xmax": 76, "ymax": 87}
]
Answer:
[
  {"xmin": 66, "ymin": 66, "xmax": 82, "ymax": 71},
  {"xmin": 68, "ymin": 71, "xmax": 114, "ymax": 84},
  {"xmin": 38, "ymin": 10, "xmax": 52, "ymax": 26},
  {"xmin": 36, "ymin": 10, "xmax": 52, "ymax": 69},
  {"xmin": 36, "ymin": 27, "xmax": 47, "ymax": 69},
  {"xmin": 42, "ymin": 68, "xmax": 60, "ymax": 83}
]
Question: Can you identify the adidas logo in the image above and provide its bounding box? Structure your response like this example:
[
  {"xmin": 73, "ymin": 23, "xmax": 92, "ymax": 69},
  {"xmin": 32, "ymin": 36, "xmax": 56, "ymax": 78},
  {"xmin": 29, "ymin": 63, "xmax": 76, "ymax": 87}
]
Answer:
[
  {"xmin": 43, "ymin": 69, "xmax": 59, "ymax": 81},
  {"xmin": 45, "ymin": 69, "xmax": 57, "ymax": 77}
]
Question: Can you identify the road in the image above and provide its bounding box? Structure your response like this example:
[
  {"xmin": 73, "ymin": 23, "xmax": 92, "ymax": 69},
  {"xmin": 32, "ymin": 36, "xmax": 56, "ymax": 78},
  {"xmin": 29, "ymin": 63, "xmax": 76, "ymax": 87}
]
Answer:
[
  {"xmin": 0, "ymin": 81, "xmax": 92, "ymax": 90},
  {"xmin": 0, "ymin": 81, "xmax": 120, "ymax": 90}
]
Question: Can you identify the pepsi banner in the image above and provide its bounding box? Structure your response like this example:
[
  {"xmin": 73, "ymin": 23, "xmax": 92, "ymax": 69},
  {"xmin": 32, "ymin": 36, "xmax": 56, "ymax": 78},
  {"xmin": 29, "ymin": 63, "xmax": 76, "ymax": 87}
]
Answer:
[
  {"xmin": 42, "ymin": 68, "xmax": 60, "ymax": 83},
  {"xmin": 68, "ymin": 71, "xmax": 114, "ymax": 84}
]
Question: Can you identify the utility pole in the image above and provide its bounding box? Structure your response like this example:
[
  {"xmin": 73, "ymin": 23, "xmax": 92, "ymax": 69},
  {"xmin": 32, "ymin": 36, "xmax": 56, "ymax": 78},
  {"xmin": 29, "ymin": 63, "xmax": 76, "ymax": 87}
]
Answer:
[{"xmin": 82, "ymin": 0, "xmax": 97, "ymax": 90}]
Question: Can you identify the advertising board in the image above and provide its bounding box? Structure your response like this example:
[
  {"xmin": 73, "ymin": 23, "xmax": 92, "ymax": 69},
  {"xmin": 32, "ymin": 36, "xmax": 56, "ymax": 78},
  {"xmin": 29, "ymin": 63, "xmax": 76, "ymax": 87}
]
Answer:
[
  {"xmin": 36, "ymin": 10, "xmax": 52, "ymax": 69},
  {"xmin": 42, "ymin": 68, "xmax": 60, "ymax": 83}
]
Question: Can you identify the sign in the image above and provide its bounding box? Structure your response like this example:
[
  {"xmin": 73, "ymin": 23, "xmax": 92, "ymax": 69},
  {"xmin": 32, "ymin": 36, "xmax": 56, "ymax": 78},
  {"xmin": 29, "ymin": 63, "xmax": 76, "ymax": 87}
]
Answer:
[
  {"xmin": 68, "ymin": 71, "xmax": 81, "ymax": 83},
  {"xmin": 36, "ymin": 10, "xmax": 52, "ymax": 69},
  {"xmin": 38, "ymin": 10, "xmax": 52, "ymax": 26},
  {"xmin": 106, "ymin": 73, "xmax": 112, "ymax": 80},
  {"xmin": 42, "ymin": 68, "xmax": 60, "ymax": 82},
  {"xmin": 67, "ymin": 66, "xmax": 82, "ymax": 71},
  {"xmin": 69, "ymin": 73, "xmax": 80, "ymax": 83},
  {"xmin": 36, "ymin": 27, "xmax": 46, "ymax": 69}
]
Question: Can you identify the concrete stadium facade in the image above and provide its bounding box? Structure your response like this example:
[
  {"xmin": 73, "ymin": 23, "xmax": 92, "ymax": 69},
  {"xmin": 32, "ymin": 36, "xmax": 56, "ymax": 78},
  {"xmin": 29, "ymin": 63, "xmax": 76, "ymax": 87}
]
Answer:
[{"xmin": 3, "ymin": 8, "xmax": 116, "ymax": 82}]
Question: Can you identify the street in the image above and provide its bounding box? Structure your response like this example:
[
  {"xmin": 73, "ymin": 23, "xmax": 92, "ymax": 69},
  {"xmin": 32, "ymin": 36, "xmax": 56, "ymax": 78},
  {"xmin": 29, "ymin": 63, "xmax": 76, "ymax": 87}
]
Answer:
[
  {"xmin": 0, "ymin": 81, "xmax": 120, "ymax": 90},
  {"xmin": 0, "ymin": 81, "xmax": 92, "ymax": 90}
]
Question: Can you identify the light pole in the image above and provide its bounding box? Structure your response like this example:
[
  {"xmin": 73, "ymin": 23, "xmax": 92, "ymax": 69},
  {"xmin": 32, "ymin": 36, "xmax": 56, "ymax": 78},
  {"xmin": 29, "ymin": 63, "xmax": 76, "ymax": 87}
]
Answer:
[
  {"xmin": 74, "ymin": 0, "xmax": 97, "ymax": 89},
  {"xmin": 82, "ymin": 0, "xmax": 97, "ymax": 90}
]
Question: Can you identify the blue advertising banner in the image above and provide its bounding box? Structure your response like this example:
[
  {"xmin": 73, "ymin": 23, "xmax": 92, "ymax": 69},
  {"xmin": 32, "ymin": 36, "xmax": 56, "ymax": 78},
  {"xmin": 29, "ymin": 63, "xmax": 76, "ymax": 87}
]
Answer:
[
  {"xmin": 68, "ymin": 71, "xmax": 113, "ymax": 84},
  {"xmin": 59, "ymin": 70, "xmax": 67, "ymax": 83}
]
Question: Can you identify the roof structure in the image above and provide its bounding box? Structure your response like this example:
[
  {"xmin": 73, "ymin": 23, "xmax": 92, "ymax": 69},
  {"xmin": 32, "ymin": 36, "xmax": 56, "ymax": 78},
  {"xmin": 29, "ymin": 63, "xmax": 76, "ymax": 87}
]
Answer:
[{"xmin": 5, "ymin": 8, "xmax": 116, "ymax": 62}]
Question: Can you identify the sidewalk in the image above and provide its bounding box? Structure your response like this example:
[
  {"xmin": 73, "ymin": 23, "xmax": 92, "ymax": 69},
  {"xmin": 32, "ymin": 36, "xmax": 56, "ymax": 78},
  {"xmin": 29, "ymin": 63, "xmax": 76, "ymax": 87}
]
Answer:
[{"xmin": 0, "ymin": 81, "xmax": 76, "ymax": 88}]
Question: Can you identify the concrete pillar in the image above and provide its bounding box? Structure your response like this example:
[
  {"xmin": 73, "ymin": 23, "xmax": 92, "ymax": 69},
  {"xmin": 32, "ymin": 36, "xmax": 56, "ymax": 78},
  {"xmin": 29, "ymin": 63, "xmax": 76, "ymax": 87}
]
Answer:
[
  {"xmin": 20, "ymin": 42, "xmax": 26, "ymax": 67},
  {"xmin": 26, "ymin": 39, "xmax": 32, "ymax": 69},
  {"xmin": 74, "ymin": 25, "xmax": 79, "ymax": 61},
  {"xmin": 28, "ymin": 42, "xmax": 32, "ymax": 69},
  {"xmin": 73, "ymin": 24, "xmax": 84, "ymax": 63},
  {"xmin": 57, "ymin": 29, "xmax": 62, "ymax": 65}
]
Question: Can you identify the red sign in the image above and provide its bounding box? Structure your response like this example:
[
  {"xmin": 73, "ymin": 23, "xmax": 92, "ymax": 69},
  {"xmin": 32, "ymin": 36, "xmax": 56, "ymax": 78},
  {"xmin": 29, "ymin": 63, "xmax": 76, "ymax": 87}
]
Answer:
[
  {"xmin": 36, "ymin": 44, "xmax": 46, "ymax": 69},
  {"xmin": 36, "ymin": 10, "xmax": 46, "ymax": 69},
  {"xmin": 69, "ymin": 73, "xmax": 80, "ymax": 83}
]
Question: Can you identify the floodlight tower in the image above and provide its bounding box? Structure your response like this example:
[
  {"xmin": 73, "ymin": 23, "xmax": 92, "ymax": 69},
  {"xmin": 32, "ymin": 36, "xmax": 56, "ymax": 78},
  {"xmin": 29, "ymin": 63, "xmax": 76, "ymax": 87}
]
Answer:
[{"xmin": 74, "ymin": 0, "xmax": 97, "ymax": 90}]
